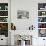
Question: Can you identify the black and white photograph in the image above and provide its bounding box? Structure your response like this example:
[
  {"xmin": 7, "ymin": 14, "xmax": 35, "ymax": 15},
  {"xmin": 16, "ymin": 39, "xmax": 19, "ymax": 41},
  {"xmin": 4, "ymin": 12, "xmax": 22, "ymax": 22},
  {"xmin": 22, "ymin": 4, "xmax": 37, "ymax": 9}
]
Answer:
[{"xmin": 17, "ymin": 10, "xmax": 29, "ymax": 19}]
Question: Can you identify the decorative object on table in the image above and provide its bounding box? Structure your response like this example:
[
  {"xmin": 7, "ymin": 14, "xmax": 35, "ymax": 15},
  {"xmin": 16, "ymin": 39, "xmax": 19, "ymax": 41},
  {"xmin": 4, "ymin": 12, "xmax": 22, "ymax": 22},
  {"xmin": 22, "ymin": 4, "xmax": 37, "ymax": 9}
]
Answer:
[
  {"xmin": 29, "ymin": 25, "xmax": 35, "ymax": 30},
  {"xmin": 15, "ymin": 35, "xmax": 32, "ymax": 46},
  {"xmin": 11, "ymin": 23, "xmax": 16, "ymax": 30},
  {"xmin": 19, "ymin": 35, "xmax": 29, "ymax": 40},
  {"xmin": 17, "ymin": 10, "xmax": 29, "ymax": 19}
]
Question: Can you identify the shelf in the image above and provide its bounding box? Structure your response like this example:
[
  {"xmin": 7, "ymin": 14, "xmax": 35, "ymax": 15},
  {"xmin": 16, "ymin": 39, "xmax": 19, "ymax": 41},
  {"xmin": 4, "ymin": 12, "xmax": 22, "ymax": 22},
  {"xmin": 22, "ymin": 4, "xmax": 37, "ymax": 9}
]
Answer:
[
  {"xmin": 0, "ymin": 10, "xmax": 8, "ymax": 11},
  {"xmin": 38, "ymin": 3, "xmax": 46, "ymax": 37},
  {"xmin": 38, "ymin": 10, "xmax": 46, "ymax": 11},
  {"xmin": 0, "ymin": 16, "xmax": 8, "ymax": 17},
  {"xmin": 38, "ymin": 22, "xmax": 46, "ymax": 23},
  {"xmin": 38, "ymin": 28, "xmax": 46, "ymax": 29},
  {"xmin": 0, "ymin": 22, "xmax": 8, "ymax": 23},
  {"xmin": 0, "ymin": 3, "xmax": 8, "ymax": 37},
  {"xmin": 38, "ymin": 15, "xmax": 46, "ymax": 17}
]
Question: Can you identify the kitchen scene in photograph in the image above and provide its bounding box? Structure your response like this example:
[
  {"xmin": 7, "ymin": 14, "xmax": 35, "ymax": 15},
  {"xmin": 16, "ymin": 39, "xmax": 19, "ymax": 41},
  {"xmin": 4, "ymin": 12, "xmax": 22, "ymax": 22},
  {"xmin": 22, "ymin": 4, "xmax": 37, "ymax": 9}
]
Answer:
[
  {"xmin": 38, "ymin": 29, "xmax": 46, "ymax": 37},
  {"xmin": 17, "ymin": 10, "xmax": 29, "ymax": 19}
]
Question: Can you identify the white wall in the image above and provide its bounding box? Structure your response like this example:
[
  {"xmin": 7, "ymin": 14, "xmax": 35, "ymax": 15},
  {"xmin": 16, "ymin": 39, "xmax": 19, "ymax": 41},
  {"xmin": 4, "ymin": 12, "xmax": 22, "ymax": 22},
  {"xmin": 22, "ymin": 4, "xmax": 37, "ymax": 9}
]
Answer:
[
  {"xmin": 11, "ymin": 0, "xmax": 46, "ymax": 46},
  {"xmin": 11, "ymin": 0, "xmax": 46, "ymax": 29},
  {"xmin": 0, "ymin": 0, "xmax": 8, "ymax": 3},
  {"xmin": 11, "ymin": 0, "xmax": 38, "ymax": 30}
]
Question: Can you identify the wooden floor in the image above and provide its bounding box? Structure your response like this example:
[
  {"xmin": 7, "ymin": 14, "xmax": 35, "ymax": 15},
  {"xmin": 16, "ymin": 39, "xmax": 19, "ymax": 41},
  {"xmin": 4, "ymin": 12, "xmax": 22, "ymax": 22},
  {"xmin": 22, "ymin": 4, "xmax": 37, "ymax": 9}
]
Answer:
[{"xmin": 0, "ymin": 45, "xmax": 8, "ymax": 46}]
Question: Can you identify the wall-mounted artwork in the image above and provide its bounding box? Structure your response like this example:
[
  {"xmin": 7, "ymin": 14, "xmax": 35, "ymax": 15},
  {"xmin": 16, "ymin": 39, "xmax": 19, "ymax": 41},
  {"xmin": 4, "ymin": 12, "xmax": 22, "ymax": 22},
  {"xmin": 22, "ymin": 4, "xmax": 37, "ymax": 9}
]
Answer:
[{"xmin": 17, "ymin": 10, "xmax": 29, "ymax": 19}]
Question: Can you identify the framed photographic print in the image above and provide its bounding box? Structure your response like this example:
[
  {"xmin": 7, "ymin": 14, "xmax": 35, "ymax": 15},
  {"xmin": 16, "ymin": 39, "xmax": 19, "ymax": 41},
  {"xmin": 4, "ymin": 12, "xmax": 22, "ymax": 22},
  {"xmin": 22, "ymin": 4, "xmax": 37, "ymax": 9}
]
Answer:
[{"xmin": 17, "ymin": 10, "xmax": 29, "ymax": 19}]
